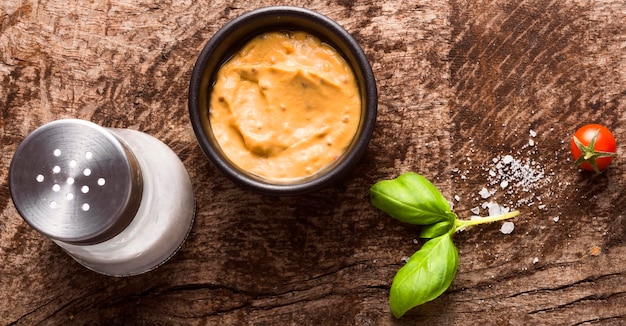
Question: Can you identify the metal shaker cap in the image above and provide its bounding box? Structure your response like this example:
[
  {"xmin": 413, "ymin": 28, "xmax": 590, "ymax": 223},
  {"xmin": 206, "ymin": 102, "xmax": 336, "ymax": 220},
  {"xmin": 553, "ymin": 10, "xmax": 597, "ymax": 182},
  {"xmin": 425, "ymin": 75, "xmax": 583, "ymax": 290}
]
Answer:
[{"xmin": 9, "ymin": 119, "xmax": 143, "ymax": 245}]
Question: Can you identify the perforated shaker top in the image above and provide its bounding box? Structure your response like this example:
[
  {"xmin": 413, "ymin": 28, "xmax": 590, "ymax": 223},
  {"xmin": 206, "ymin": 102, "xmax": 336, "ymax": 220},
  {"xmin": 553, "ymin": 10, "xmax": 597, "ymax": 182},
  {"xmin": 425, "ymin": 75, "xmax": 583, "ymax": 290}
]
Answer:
[{"xmin": 9, "ymin": 119, "xmax": 143, "ymax": 245}]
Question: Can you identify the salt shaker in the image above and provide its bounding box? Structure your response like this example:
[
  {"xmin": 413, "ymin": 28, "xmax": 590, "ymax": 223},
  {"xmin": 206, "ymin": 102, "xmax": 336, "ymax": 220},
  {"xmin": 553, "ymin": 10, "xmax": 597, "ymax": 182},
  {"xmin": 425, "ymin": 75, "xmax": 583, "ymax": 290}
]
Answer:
[{"xmin": 9, "ymin": 119, "xmax": 195, "ymax": 276}]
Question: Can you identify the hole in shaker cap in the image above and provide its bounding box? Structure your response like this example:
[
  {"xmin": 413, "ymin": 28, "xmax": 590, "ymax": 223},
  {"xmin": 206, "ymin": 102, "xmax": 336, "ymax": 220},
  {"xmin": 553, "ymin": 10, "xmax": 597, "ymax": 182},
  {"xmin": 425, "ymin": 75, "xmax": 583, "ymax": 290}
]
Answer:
[
  {"xmin": 53, "ymin": 149, "xmax": 61, "ymax": 157},
  {"xmin": 85, "ymin": 151, "xmax": 93, "ymax": 159},
  {"xmin": 82, "ymin": 203, "xmax": 90, "ymax": 211},
  {"xmin": 67, "ymin": 177, "xmax": 75, "ymax": 185},
  {"xmin": 50, "ymin": 201, "xmax": 58, "ymax": 209},
  {"xmin": 36, "ymin": 174, "xmax": 44, "ymax": 182},
  {"xmin": 52, "ymin": 166, "xmax": 61, "ymax": 174},
  {"xmin": 83, "ymin": 168, "xmax": 91, "ymax": 176},
  {"xmin": 66, "ymin": 193, "xmax": 74, "ymax": 200},
  {"xmin": 81, "ymin": 185, "xmax": 89, "ymax": 193},
  {"xmin": 52, "ymin": 184, "xmax": 61, "ymax": 192},
  {"xmin": 69, "ymin": 160, "xmax": 77, "ymax": 168},
  {"xmin": 97, "ymin": 178, "xmax": 106, "ymax": 186}
]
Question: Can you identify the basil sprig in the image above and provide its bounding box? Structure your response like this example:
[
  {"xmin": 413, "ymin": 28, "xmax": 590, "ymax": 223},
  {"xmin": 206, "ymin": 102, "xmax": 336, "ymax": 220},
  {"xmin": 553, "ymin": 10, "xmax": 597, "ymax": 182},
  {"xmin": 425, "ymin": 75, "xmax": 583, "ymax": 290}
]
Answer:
[{"xmin": 370, "ymin": 172, "xmax": 519, "ymax": 318}]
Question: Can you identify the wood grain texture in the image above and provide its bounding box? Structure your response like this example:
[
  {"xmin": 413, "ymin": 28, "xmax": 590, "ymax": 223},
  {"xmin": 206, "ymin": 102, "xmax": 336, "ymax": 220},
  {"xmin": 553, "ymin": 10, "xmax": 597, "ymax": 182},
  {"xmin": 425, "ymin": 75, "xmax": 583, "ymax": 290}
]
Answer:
[{"xmin": 1, "ymin": 0, "xmax": 625, "ymax": 325}]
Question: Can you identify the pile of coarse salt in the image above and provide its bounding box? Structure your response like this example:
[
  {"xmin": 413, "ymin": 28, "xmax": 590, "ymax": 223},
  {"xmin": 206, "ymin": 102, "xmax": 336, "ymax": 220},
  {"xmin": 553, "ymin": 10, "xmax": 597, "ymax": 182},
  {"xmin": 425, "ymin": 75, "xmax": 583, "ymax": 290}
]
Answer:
[
  {"xmin": 476, "ymin": 147, "xmax": 551, "ymax": 210},
  {"xmin": 473, "ymin": 153, "xmax": 550, "ymax": 234},
  {"xmin": 470, "ymin": 130, "xmax": 553, "ymax": 234},
  {"xmin": 487, "ymin": 154, "xmax": 549, "ymax": 194}
]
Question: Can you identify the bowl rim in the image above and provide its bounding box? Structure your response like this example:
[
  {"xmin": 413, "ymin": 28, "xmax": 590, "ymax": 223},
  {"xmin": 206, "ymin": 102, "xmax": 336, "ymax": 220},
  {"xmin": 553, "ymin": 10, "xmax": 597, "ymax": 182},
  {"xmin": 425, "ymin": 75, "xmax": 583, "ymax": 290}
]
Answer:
[{"xmin": 188, "ymin": 6, "xmax": 377, "ymax": 196}]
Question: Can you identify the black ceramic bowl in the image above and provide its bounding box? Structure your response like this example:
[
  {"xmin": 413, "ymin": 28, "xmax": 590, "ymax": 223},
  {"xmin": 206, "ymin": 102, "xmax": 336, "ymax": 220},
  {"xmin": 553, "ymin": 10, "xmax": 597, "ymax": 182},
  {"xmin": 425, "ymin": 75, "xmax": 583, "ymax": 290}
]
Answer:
[{"xmin": 188, "ymin": 6, "xmax": 377, "ymax": 196}]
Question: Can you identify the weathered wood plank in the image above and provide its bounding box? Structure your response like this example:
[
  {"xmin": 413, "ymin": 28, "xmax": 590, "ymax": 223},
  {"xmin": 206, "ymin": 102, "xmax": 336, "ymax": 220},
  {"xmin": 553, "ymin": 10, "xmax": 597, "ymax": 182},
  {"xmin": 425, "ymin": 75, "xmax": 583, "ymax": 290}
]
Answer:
[{"xmin": 1, "ymin": 0, "xmax": 625, "ymax": 325}]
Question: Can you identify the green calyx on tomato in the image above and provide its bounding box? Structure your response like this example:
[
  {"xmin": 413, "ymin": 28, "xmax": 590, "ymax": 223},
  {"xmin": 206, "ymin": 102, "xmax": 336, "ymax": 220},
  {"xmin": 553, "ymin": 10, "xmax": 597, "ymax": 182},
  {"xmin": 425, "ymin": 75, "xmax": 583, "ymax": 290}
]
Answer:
[
  {"xmin": 570, "ymin": 124, "xmax": 617, "ymax": 173},
  {"xmin": 370, "ymin": 172, "xmax": 519, "ymax": 318}
]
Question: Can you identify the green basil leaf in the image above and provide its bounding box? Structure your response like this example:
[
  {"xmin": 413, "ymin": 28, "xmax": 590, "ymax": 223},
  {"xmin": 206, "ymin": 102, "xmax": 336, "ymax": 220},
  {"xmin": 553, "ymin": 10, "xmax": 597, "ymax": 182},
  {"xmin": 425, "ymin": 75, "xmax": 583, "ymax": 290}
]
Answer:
[
  {"xmin": 419, "ymin": 220, "xmax": 453, "ymax": 239},
  {"xmin": 370, "ymin": 172, "xmax": 456, "ymax": 225},
  {"xmin": 389, "ymin": 233, "xmax": 459, "ymax": 318}
]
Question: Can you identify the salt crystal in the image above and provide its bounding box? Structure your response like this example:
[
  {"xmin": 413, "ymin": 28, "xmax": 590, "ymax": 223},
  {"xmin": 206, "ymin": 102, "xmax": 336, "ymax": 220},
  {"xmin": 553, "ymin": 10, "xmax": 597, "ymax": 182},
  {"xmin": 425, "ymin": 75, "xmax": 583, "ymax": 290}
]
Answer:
[
  {"xmin": 529, "ymin": 139, "xmax": 535, "ymax": 147},
  {"xmin": 500, "ymin": 221, "xmax": 515, "ymax": 234},
  {"xmin": 500, "ymin": 180, "xmax": 509, "ymax": 189},
  {"xmin": 553, "ymin": 216, "xmax": 560, "ymax": 222},
  {"xmin": 487, "ymin": 202, "xmax": 507, "ymax": 216},
  {"xmin": 529, "ymin": 129, "xmax": 537, "ymax": 137},
  {"xmin": 479, "ymin": 187, "xmax": 492, "ymax": 199},
  {"xmin": 454, "ymin": 195, "xmax": 460, "ymax": 202},
  {"xmin": 502, "ymin": 155, "xmax": 514, "ymax": 164},
  {"xmin": 492, "ymin": 157, "xmax": 499, "ymax": 163},
  {"xmin": 532, "ymin": 257, "xmax": 539, "ymax": 264},
  {"xmin": 489, "ymin": 170, "xmax": 497, "ymax": 177},
  {"xmin": 413, "ymin": 239, "xmax": 419, "ymax": 244},
  {"xmin": 401, "ymin": 256, "xmax": 410, "ymax": 263},
  {"xmin": 471, "ymin": 206, "xmax": 480, "ymax": 215}
]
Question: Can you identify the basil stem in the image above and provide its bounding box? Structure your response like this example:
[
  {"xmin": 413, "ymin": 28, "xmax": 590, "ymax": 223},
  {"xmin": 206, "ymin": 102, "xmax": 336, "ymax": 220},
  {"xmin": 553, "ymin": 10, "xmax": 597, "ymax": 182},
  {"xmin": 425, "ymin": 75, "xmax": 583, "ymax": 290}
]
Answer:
[
  {"xmin": 455, "ymin": 210, "xmax": 520, "ymax": 230},
  {"xmin": 370, "ymin": 172, "xmax": 456, "ymax": 226},
  {"xmin": 389, "ymin": 232, "xmax": 458, "ymax": 318}
]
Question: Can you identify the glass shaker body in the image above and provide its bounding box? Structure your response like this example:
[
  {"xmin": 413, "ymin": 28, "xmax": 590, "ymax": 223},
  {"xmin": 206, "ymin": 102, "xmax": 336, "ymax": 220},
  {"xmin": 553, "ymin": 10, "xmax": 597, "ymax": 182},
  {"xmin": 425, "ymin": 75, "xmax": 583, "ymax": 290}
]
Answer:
[{"xmin": 9, "ymin": 119, "xmax": 195, "ymax": 276}]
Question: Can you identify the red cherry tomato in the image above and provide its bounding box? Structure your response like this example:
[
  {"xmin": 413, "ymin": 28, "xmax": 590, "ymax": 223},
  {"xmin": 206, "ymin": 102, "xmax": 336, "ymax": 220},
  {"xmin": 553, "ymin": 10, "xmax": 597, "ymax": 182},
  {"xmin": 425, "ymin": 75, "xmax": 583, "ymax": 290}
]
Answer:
[{"xmin": 570, "ymin": 124, "xmax": 617, "ymax": 173}]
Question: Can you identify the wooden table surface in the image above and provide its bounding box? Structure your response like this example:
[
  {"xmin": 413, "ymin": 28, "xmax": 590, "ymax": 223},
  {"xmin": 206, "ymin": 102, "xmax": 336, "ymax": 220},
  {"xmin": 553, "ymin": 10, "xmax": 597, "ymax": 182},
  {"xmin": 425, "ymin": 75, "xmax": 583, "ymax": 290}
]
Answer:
[{"xmin": 1, "ymin": 0, "xmax": 625, "ymax": 325}]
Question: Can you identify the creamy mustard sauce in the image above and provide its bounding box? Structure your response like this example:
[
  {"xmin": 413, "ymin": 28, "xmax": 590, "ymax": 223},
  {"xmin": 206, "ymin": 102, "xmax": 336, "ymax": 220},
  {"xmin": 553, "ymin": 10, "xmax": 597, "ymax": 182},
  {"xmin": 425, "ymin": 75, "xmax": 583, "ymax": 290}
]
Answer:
[{"xmin": 209, "ymin": 31, "xmax": 361, "ymax": 181}]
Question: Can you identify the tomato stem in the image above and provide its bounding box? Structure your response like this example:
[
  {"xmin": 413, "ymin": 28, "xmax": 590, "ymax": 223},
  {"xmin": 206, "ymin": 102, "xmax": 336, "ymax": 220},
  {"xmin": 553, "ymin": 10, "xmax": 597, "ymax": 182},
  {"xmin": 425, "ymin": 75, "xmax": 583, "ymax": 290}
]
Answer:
[
  {"xmin": 455, "ymin": 210, "xmax": 519, "ymax": 231},
  {"xmin": 573, "ymin": 131, "xmax": 617, "ymax": 174}
]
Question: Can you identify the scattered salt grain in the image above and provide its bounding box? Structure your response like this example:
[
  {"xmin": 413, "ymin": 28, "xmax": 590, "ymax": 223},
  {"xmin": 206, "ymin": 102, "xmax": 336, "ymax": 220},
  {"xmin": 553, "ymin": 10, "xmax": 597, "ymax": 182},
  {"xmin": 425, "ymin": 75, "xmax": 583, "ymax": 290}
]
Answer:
[
  {"xmin": 553, "ymin": 216, "xmax": 560, "ymax": 222},
  {"xmin": 471, "ymin": 206, "xmax": 480, "ymax": 215},
  {"xmin": 529, "ymin": 129, "xmax": 537, "ymax": 137},
  {"xmin": 454, "ymin": 195, "xmax": 461, "ymax": 202},
  {"xmin": 486, "ymin": 202, "xmax": 509, "ymax": 216},
  {"xmin": 500, "ymin": 221, "xmax": 515, "ymax": 234},
  {"xmin": 413, "ymin": 239, "xmax": 419, "ymax": 244},
  {"xmin": 479, "ymin": 187, "xmax": 492, "ymax": 199},
  {"xmin": 502, "ymin": 155, "xmax": 514, "ymax": 164},
  {"xmin": 532, "ymin": 257, "xmax": 539, "ymax": 264},
  {"xmin": 529, "ymin": 139, "xmax": 535, "ymax": 147},
  {"xmin": 500, "ymin": 180, "xmax": 509, "ymax": 189},
  {"xmin": 487, "ymin": 203, "xmax": 500, "ymax": 216},
  {"xmin": 401, "ymin": 256, "xmax": 410, "ymax": 263}
]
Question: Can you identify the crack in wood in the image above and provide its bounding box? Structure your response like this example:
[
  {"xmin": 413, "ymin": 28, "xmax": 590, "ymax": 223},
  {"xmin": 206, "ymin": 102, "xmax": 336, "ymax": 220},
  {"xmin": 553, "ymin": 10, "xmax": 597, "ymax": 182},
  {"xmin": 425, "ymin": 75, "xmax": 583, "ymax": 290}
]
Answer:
[
  {"xmin": 508, "ymin": 272, "xmax": 623, "ymax": 299},
  {"xmin": 528, "ymin": 291, "xmax": 626, "ymax": 315},
  {"xmin": 8, "ymin": 296, "xmax": 57, "ymax": 325},
  {"xmin": 570, "ymin": 315, "xmax": 626, "ymax": 326}
]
